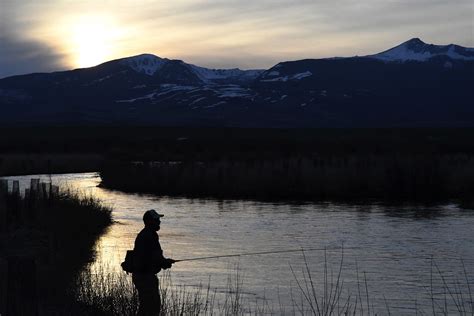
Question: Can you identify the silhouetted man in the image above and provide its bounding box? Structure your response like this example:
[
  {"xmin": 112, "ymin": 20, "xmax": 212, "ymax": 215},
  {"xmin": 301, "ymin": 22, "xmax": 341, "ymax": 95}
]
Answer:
[{"xmin": 133, "ymin": 209, "xmax": 175, "ymax": 316}]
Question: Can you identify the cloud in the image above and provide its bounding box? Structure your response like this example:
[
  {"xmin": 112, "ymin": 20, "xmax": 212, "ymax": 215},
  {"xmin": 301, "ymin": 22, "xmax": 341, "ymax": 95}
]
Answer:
[
  {"xmin": 0, "ymin": 0, "xmax": 67, "ymax": 78},
  {"xmin": 0, "ymin": 0, "xmax": 472, "ymax": 76},
  {"xmin": 115, "ymin": 0, "xmax": 474, "ymax": 67},
  {"xmin": 0, "ymin": 35, "xmax": 67, "ymax": 79}
]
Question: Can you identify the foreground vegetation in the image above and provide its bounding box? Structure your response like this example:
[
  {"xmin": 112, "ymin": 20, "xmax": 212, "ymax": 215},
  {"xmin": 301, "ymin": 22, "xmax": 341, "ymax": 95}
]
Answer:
[
  {"xmin": 73, "ymin": 251, "xmax": 473, "ymax": 315},
  {"xmin": 0, "ymin": 180, "xmax": 112, "ymax": 315}
]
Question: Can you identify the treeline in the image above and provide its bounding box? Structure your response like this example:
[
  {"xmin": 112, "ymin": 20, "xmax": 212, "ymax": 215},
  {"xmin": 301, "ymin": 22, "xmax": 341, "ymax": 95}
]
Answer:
[
  {"xmin": 1, "ymin": 127, "xmax": 474, "ymax": 156},
  {"xmin": 0, "ymin": 179, "xmax": 112, "ymax": 315},
  {"xmin": 2, "ymin": 126, "xmax": 474, "ymax": 204},
  {"xmin": 0, "ymin": 153, "xmax": 102, "ymax": 176},
  {"xmin": 100, "ymin": 153, "xmax": 474, "ymax": 203}
]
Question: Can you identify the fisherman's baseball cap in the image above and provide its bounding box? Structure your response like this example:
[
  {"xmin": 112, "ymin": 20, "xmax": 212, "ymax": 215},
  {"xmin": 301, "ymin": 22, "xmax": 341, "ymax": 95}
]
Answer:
[{"xmin": 143, "ymin": 209, "xmax": 164, "ymax": 221}]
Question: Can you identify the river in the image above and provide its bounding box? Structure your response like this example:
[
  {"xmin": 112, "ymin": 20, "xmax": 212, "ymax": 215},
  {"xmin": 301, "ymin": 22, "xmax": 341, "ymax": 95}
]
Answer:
[{"xmin": 3, "ymin": 172, "xmax": 474, "ymax": 314}]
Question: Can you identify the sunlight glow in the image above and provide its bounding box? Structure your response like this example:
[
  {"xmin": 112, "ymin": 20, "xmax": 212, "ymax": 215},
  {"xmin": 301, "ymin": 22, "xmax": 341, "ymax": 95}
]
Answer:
[{"xmin": 67, "ymin": 15, "xmax": 122, "ymax": 68}]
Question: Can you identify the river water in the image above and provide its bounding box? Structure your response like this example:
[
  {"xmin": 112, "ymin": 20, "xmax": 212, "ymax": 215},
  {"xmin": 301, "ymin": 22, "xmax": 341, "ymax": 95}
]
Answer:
[{"xmin": 3, "ymin": 172, "xmax": 474, "ymax": 314}]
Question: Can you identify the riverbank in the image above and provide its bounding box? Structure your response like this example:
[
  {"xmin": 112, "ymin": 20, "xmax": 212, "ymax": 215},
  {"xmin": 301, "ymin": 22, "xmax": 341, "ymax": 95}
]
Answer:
[
  {"xmin": 99, "ymin": 152, "xmax": 474, "ymax": 205},
  {"xmin": 0, "ymin": 179, "xmax": 112, "ymax": 315}
]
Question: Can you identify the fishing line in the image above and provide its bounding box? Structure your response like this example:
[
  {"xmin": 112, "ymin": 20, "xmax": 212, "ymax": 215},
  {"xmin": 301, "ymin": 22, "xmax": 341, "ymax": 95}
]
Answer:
[{"xmin": 174, "ymin": 246, "xmax": 359, "ymax": 263}]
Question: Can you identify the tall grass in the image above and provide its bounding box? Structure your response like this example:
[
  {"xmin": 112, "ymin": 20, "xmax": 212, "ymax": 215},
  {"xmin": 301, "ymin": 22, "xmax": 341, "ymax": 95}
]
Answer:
[
  {"xmin": 73, "ymin": 264, "xmax": 259, "ymax": 316},
  {"xmin": 290, "ymin": 250, "xmax": 474, "ymax": 315},
  {"xmin": 289, "ymin": 249, "xmax": 375, "ymax": 316},
  {"xmin": 427, "ymin": 257, "xmax": 474, "ymax": 315},
  {"xmin": 0, "ymin": 182, "xmax": 113, "ymax": 315},
  {"xmin": 71, "ymin": 250, "xmax": 473, "ymax": 315}
]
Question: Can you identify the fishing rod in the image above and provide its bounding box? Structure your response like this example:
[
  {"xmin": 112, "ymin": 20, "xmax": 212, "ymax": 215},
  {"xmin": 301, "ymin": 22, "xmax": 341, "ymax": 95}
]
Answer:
[{"xmin": 174, "ymin": 246, "xmax": 358, "ymax": 263}]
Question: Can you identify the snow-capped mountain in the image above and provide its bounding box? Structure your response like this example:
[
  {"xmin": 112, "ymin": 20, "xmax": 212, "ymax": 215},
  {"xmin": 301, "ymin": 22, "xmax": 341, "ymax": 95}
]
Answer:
[
  {"xmin": 120, "ymin": 54, "xmax": 168, "ymax": 75},
  {"xmin": 118, "ymin": 54, "xmax": 264, "ymax": 83},
  {"xmin": 368, "ymin": 38, "xmax": 474, "ymax": 62},
  {"xmin": 0, "ymin": 38, "xmax": 472, "ymax": 127}
]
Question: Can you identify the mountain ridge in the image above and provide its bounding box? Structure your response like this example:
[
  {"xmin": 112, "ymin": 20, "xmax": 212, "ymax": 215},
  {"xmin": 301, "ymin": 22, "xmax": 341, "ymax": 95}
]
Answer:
[
  {"xmin": 2, "ymin": 37, "xmax": 472, "ymax": 81},
  {"xmin": 0, "ymin": 38, "xmax": 472, "ymax": 128}
]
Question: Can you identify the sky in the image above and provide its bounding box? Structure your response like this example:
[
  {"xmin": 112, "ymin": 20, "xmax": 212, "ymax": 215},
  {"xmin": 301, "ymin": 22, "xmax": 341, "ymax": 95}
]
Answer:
[{"xmin": 0, "ymin": 0, "xmax": 473, "ymax": 78}]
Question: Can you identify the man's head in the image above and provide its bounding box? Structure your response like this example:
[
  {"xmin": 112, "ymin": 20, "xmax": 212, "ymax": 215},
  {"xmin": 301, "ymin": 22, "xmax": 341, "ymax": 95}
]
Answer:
[{"xmin": 143, "ymin": 209, "xmax": 163, "ymax": 231}]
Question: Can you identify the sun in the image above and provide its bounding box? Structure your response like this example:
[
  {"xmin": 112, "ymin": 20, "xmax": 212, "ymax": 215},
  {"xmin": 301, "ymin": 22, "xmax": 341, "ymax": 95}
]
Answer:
[{"xmin": 68, "ymin": 15, "xmax": 120, "ymax": 68}]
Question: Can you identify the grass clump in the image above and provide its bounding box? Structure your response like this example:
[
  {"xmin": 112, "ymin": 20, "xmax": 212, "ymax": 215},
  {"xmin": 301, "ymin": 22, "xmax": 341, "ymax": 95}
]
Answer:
[
  {"xmin": 0, "ymin": 180, "xmax": 113, "ymax": 315},
  {"xmin": 70, "ymin": 249, "xmax": 474, "ymax": 315},
  {"xmin": 72, "ymin": 265, "xmax": 256, "ymax": 316}
]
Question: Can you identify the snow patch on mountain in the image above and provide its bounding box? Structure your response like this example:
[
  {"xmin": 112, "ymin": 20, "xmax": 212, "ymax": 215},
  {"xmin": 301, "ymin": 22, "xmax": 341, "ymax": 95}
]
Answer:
[
  {"xmin": 217, "ymin": 85, "xmax": 253, "ymax": 98},
  {"xmin": 116, "ymin": 84, "xmax": 194, "ymax": 103},
  {"xmin": 120, "ymin": 54, "xmax": 167, "ymax": 75},
  {"xmin": 292, "ymin": 71, "xmax": 313, "ymax": 80},
  {"xmin": 204, "ymin": 101, "xmax": 226, "ymax": 108},
  {"xmin": 260, "ymin": 71, "xmax": 312, "ymax": 82},
  {"xmin": 188, "ymin": 97, "xmax": 207, "ymax": 106},
  {"xmin": 160, "ymin": 84, "xmax": 195, "ymax": 90},
  {"xmin": 116, "ymin": 92, "xmax": 157, "ymax": 103},
  {"xmin": 189, "ymin": 65, "xmax": 263, "ymax": 83}
]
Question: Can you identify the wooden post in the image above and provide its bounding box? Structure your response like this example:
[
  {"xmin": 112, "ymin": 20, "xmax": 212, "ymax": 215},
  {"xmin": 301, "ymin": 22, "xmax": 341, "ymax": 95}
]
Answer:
[
  {"xmin": 30, "ymin": 179, "xmax": 40, "ymax": 197},
  {"xmin": 12, "ymin": 180, "xmax": 20, "ymax": 196},
  {"xmin": 39, "ymin": 182, "xmax": 47, "ymax": 200},
  {"xmin": 6, "ymin": 256, "xmax": 38, "ymax": 316},
  {"xmin": 6, "ymin": 180, "xmax": 21, "ymax": 229},
  {"xmin": 0, "ymin": 180, "xmax": 7, "ymax": 192},
  {"xmin": 51, "ymin": 185, "xmax": 59, "ymax": 198},
  {"xmin": 48, "ymin": 183, "xmax": 53, "ymax": 199},
  {"xmin": 0, "ymin": 180, "xmax": 7, "ymax": 233},
  {"xmin": 42, "ymin": 182, "xmax": 49, "ymax": 199}
]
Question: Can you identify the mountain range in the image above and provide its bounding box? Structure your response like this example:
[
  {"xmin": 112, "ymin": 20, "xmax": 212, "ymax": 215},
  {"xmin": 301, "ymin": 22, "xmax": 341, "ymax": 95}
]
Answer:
[{"xmin": 0, "ymin": 38, "xmax": 473, "ymax": 127}]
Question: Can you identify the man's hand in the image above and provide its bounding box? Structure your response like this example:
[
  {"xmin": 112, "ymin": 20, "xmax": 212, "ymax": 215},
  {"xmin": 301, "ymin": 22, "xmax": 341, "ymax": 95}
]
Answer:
[{"xmin": 162, "ymin": 258, "xmax": 175, "ymax": 269}]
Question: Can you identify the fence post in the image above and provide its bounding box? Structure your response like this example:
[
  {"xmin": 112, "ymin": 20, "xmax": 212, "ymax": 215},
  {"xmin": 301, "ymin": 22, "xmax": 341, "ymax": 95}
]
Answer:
[
  {"xmin": 0, "ymin": 180, "xmax": 7, "ymax": 192},
  {"xmin": 12, "ymin": 180, "xmax": 20, "ymax": 196},
  {"xmin": 30, "ymin": 179, "xmax": 40, "ymax": 198},
  {"xmin": 6, "ymin": 256, "xmax": 38, "ymax": 316},
  {"xmin": 41, "ymin": 183, "xmax": 49, "ymax": 199},
  {"xmin": 51, "ymin": 185, "xmax": 59, "ymax": 197},
  {"xmin": 38, "ymin": 182, "xmax": 46, "ymax": 200},
  {"xmin": 7, "ymin": 180, "xmax": 22, "ymax": 229},
  {"xmin": 0, "ymin": 180, "xmax": 7, "ymax": 233}
]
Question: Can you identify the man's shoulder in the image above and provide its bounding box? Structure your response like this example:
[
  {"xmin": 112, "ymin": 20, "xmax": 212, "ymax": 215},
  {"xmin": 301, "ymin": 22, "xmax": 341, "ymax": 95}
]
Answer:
[{"xmin": 136, "ymin": 227, "xmax": 158, "ymax": 242}]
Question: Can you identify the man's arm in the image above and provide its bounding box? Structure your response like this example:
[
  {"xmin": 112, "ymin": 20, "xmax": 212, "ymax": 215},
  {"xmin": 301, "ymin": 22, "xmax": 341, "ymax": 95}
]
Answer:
[{"xmin": 152, "ymin": 235, "xmax": 174, "ymax": 270}]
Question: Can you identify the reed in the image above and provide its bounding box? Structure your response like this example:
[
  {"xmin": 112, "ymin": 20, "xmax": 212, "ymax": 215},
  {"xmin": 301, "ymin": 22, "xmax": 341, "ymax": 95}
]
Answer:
[
  {"xmin": 0, "ymin": 180, "xmax": 113, "ymax": 315},
  {"xmin": 70, "ymin": 250, "xmax": 473, "ymax": 315},
  {"xmin": 72, "ymin": 264, "xmax": 260, "ymax": 316},
  {"xmin": 291, "ymin": 250, "xmax": 474, "ymax": 315}
]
